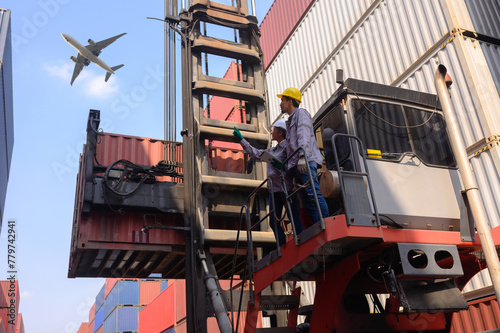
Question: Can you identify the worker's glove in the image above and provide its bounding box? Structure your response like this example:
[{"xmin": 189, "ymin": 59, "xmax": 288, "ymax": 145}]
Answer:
[
  {"xmin": 233, "ymin": 127, "xmax": 243, "ymax": 141},
  {"xmin": 297, "ymin": 156, "xmax": 308, "ymax": 174},
  {"xmin": 271, "ymin": 158, "xmax": 283, "ymax": 170}
]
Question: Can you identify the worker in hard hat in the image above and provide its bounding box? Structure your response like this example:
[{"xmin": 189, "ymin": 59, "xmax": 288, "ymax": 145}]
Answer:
[
  {"xmin": 233, "ymin": 119, "xmax": 302, "ymax": 247},
  {"xmin": 278, "ymin": 87, "xmax": 329, "ymax": 225}
]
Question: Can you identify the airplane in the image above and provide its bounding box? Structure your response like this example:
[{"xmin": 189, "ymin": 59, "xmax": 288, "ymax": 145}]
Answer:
[{"xmin": 61, "ymin": 32, "xmax": 126, "ymax": 85}]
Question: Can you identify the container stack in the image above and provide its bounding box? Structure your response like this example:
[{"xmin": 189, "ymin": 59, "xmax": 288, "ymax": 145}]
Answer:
[
  {"xmin": 14, "ymin": 313, "xmax": 23, "ymax": 333},
  {"xmin": 0, "ymin": 281, "xmax": 20, "ymax": 333},
  {"xmin": 139, "ymin": 280, "xmax": 262, "ymax": 333},
  {"xmin": 76, "ymin": 322, "xmax": 88, "ymax": 333},
  {"xmin": 93, "ymin": 284, "xmax": 105, "ymax": 333},
  {"xmin": 87, "ymin": 303, "xmax": 95, "ymax": 333},
  {"xmin": 79, "ymin": 279, "xmax": 167, "ymax": 333}
]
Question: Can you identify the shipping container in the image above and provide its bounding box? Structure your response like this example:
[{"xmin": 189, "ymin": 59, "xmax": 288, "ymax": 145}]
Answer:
[
  {"xmin": 0, "ymin": 318, "xmax": 5, "ymax": 333},
  {"xmin": 95, "ymin": 284, "xmax": 105, "ymax": 312},
  {"xmin": 77, "ymin": 322, "xmax": 89, "ymax": 333},
  {"xmin": 88, "ymin": 320, "xmax": 94, "ymax": 333},
  {"xmin": 139, "ymin": 280, "xmax": 164, "ymax": 306},
  {"xmin": 104, "ymin": 279, "xmax": 119, "ymax": 299},
  {"xmin": 14, "ymin": 313, "xmax": 22, "ymax": 333},
  {"xmin": 94, "ymin": 307, "xmax": 104, "ymax": 333},
  {"xmin": 138, "ymin": 281, "xmax": 177, "ymax": 333},
  {"xmin": 451, "ymin": 288, "xmax": 500, "ymax": 332},
  {"xmin": 69, "ymin": 129, "xmax": 250, "ymax": 279},
  {"xmin": 0, "ymin": 309, "xmax": 15, "ymax": 333},
  {"xmin": 0, "ymin": 8, "xmax": 14, "ymax": 224},
  {"xmin": 103, "ymin": 280, "xmax": 139, "ymax": 320},
  {"xmin": 464, "ymin": 0, "xmax": 500, "ymax": 39},
  {"xmin": 139, "ymin": 279, "xmax": 262, "ymax": 333},
  {"xmin": 103, "ymin": 306, "xmax": 139, "ymax": 333},
  {"xmin": 88, "ymin": 303, "xmax": 95, "ymax": 324},
  {"xmin": 0, "ymin": 281, "xmax": 19, "ymax": 313},
  {"xmin": 160, "ymin": 281, "xmax": 168, "ymax": 292},
  {"xmin": 96, "ymin": 327, "xmax": 103, "ymax": 333},
  {"xmin": 263, "ymin": 0, "xmax": 500, "ymax": 294},
  {"xmin": 259, "ymin": 0, "xmax": 316, "ymax": 70}
]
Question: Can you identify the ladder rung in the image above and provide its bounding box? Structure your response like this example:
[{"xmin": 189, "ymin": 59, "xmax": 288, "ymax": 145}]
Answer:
[
  {"xmin": 193, "ymin": 35, "xmax": 260, "ymax": 62},
  {"xmin": 204, "ymin": 229, "xmax": 275, "ymax": 244},
  {"xmin": 193, "ymin": 79, "xmax": 265, "ymax": 103},
  {"xmin": 200, "ymin": 124, "xmax": 269, "ymax": 143},
  {"xmin": 202, "ymin": 175, "xmax": 265, "ymax": 189},
  {"xmin": 201, "ymin": 117, "xmax": 257, "ymax": 132},
  {"xmin": 191, "ymin": 4, "xmax": 257, "ymax": 28}
]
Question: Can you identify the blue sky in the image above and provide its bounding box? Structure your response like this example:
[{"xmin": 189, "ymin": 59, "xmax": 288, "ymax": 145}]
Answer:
[{"xmin": 1, "ymin": 1, "xmax": 274, "ymax": 332}]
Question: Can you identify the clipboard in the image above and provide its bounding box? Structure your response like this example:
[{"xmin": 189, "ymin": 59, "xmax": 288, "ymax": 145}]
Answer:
[{"xmin": 260, "ymin": 150, "xmax": 281, "ymax": 164}]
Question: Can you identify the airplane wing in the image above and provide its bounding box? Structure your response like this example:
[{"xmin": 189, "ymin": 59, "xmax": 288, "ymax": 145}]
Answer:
[
  {"xmin": 70, "ymin": 54, "xmax": 86, "ymax": 85},
  {"xmin": 85, "ymin": 33, "xmax": 127, "ymax": 54}
]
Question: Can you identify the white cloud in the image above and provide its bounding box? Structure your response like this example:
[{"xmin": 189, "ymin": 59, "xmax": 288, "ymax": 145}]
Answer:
[
  {"xmin": 44, "ymin": 61, "xmax": 120, "ymax": 99},
  {"xmin": 21, "ymin": 290, "xmax": 34, "ymax": 298},
  {"xmin": 44, "ymin": 62, "xmax": 72, "ymax": 80},
  {"xmin": 85, "ymin": 74, "xmax": 119, "ymax": 98}
]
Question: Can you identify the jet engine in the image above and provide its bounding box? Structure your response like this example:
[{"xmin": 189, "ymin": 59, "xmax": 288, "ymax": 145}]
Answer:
[
  {"xmin": 70, "ymin": 56, "xmax": 78, "ymax": 63},
  {"xmin": 88, "ymin": 38, "xmax": 96, "ymax": 46}
]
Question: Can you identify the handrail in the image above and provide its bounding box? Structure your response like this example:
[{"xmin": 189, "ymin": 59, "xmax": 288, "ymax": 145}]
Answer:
[
  {"xmin": 279, "ymin": 147, "xmax": 326, "ymax": 245},
  {"xmin": 330, "ymin": 133, "xmax": 380, "ymax": 226},
  {"xmin": 230, "ymin": 176, "xmax": 283, "ymax": 329}
]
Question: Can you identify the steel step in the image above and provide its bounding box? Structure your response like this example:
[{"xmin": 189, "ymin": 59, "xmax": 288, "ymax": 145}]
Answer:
[
  {"xmin": 193, "ymin": 77, "xmax": 264, "ymax": 103},
  {"xmin": 202, "ymin": 175, "xmax": 265, "ymax": 189},
  {"xmin": 259, "ymin": 295, "xmax": 300, "ymax": 311},
  {"xmin": 256, "ymin": 328, "xmax": 294, "ymax": 333},
  {"xmin": 191, "ymin": 3, "xmax": 258, "ymax": 29},
  {"xmin": 193, "ymin": 35, "xmax": 260, "ymax": 63},
  {"xmin": 200, "ymin": 124, "xmax": 269, "ymax": 144}
]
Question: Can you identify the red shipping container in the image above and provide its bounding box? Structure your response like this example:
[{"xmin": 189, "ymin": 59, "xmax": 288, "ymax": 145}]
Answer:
[
  {"xmin": 451, "ymin": 293, "xmax": 500, "ymax": 332},
  {"xmin": 95, "ymin": 326, "xmax": 103, "ymax": 333},
  {"xmin": 175, "ymin": 280, "xmax": 186, "ymax": 323},
  {"xmin": 87, "ymin": 320, "xmax": 94, "ymax": 333},
  {"xmin": 14, "ymin": 313, "xmax": 22, "ymax": 333},
  {"xmin": 139, "ymin": 282, "xmax": 176, "ymax": 333},
  {"xmin": 88, "ymin": 303, "xmax": 95, "ymax": 324},
  {"xmin": 0, "ymin": 309, "xmax": 15, "ymax": 333},
  {"xmin": 0, "ymin": 281, "xmax": 19, "ymax": 313},
  {"xmin": 96, "ymin": 134, "xmax": 183, "ymax": 183},
  {"xmin": 259, "ymin": 0, "xmax": 315, "ymax": 70},
  {"xmin": 176, "ymin": 320, "xmax": 186, "ymax": 333},
  {"xmin": 0, "ymin": 318, "xmax": 4, "ymax": 333},
  {"xmin": 76, "ymin": 322, "xmax": 88, "ymax": 333},
  {"xmin": 104, "ymin": 279, "xmax": 119, "ymax": 299},
  {"xmin": 139, "ymin": 281, "xmax": 162, "ymax": 306}
]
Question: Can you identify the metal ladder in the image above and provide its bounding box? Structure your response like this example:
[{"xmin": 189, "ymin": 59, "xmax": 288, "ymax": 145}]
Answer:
[{"xmin": 178, "ymin": 1, "xmax": 270, "ymax": 331}]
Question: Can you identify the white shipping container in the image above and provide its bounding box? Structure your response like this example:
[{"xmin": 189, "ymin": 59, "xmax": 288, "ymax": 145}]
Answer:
[{"xmin": 264, "ymin": 0, "xmax": 500, "ymax": 292}]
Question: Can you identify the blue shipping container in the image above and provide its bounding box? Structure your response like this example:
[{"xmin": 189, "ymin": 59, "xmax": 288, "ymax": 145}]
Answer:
[
  {"xmin": 94, "ymin": 306, "xmax": 104, "ymax": 333},
  {"xmin": 96, "ymin": 283, "xmax": 106, "ymax": 312},
  {"xmin": 161, "ymin": 329, "xmax": 174, "ymax": 333},
  {"xmin": 161, "ymin": 281, "xmax": 168, "ymax": 292},
  {"xmin": 103, "ymin": 306, "xmax": 138, "ymax": 333},
  {"xmin": 103, "ymin": 280, "xmax": 139, "ymax": 320}
]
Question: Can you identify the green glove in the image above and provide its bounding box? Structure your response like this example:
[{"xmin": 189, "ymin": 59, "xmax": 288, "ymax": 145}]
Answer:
[
  {"xmin": 233, "ymin": 127, "xmax": 243, "ymax": 141},
  {"xmin": 271, "ymin": 158, "xmax": 283, "ymax": 170}
]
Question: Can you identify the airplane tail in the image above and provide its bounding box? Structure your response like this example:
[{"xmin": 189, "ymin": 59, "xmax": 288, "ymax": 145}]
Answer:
[{"xmin": 105, "ymin": 64, "xmax": 124, "ymax": 82}]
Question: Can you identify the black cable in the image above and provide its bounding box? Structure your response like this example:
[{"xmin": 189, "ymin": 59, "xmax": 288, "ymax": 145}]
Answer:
[{"xmin": 379, "ymin": 214, "xmax": 404, "ymax": 229}]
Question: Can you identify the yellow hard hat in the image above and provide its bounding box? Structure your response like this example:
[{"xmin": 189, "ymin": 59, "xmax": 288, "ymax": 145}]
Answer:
[{"xmin": 277, "ymin": 87, "xmax": 302, "ymax": 103}]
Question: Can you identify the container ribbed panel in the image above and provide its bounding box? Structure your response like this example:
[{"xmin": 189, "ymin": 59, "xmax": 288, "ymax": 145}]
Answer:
[{"xmin": 465, "ymin": 0, "xmax": 500, "ymax": 38}]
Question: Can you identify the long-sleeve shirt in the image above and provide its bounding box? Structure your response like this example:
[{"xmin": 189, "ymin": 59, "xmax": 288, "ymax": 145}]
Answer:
[
  {"xmin": 240, "ymin": 138, "xmax": 293, "ymax": 193},
  {"xmin": 286, "ymin": 107, "xmax": 323, "ymax": 169}
]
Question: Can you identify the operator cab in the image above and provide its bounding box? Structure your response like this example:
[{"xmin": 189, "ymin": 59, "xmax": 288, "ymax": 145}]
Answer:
[{"xmin": 314, "ymin": 78, "xmax": 463, "ymax": 231}]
